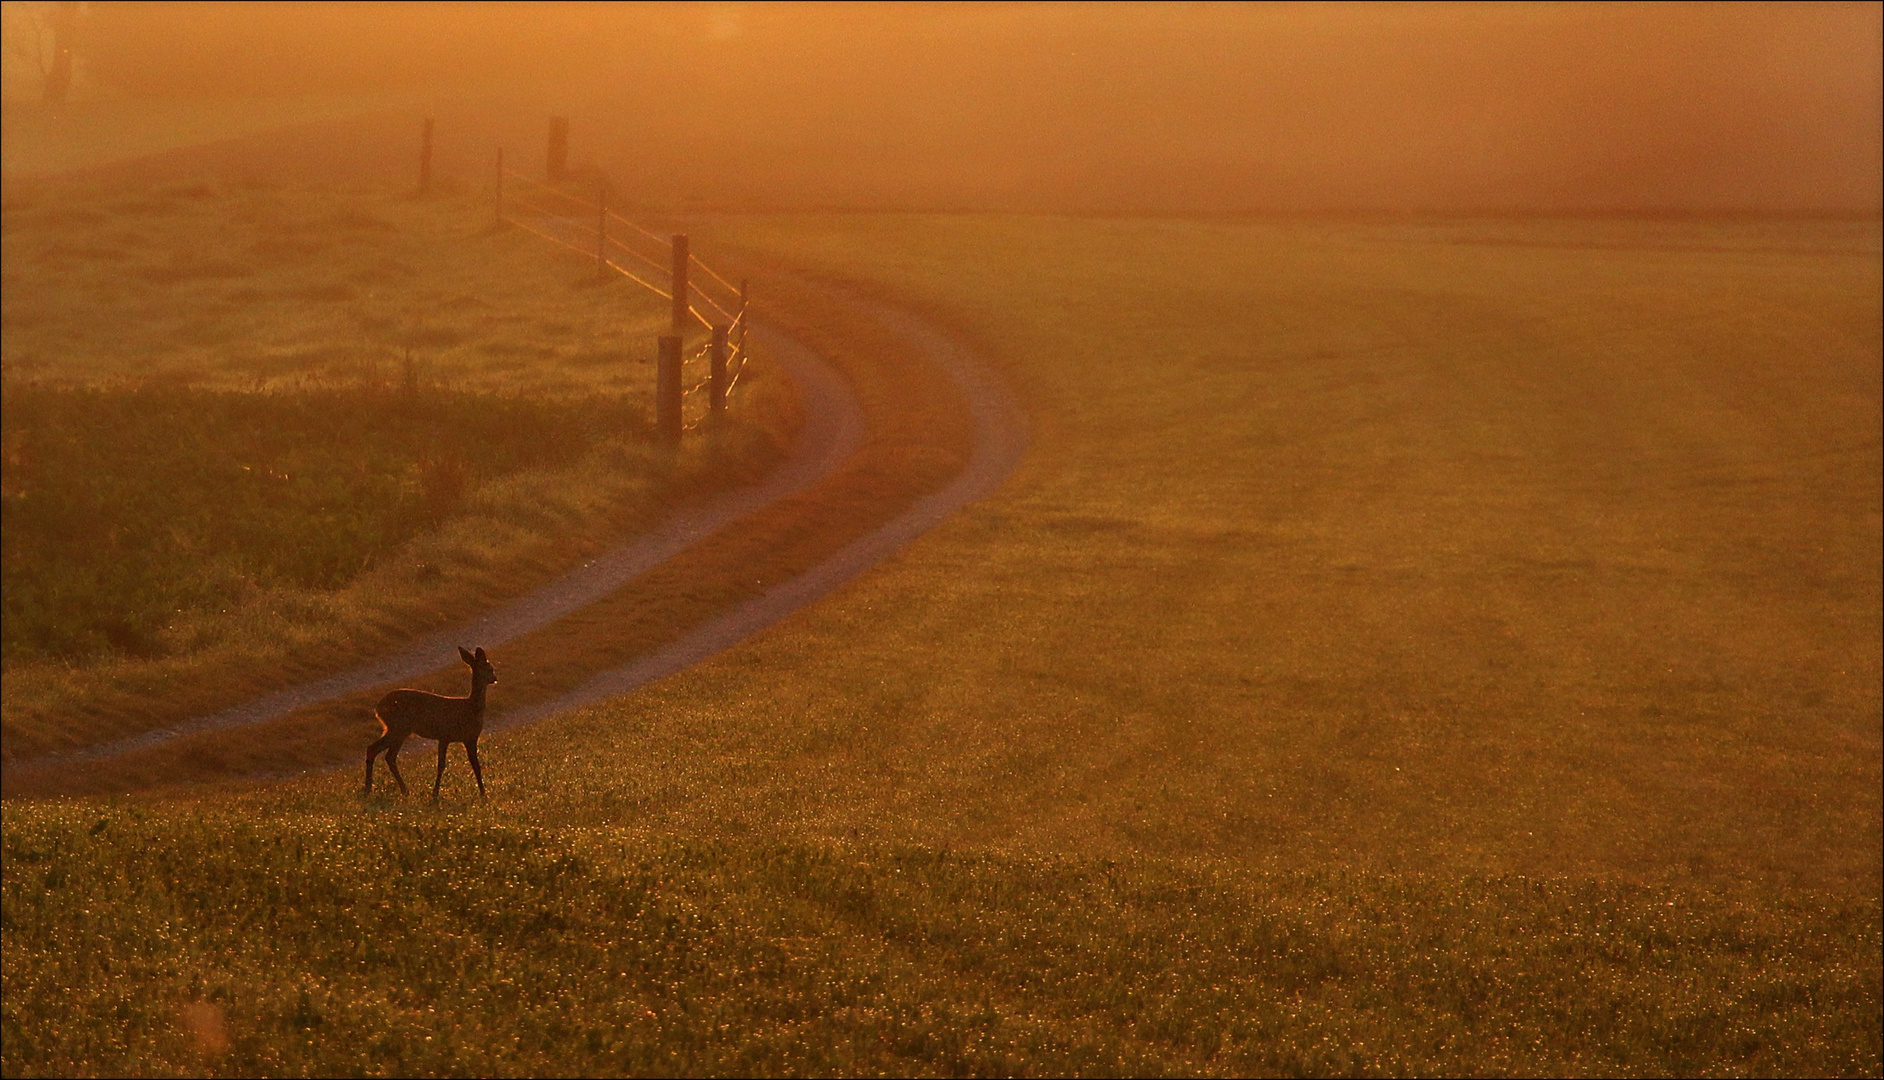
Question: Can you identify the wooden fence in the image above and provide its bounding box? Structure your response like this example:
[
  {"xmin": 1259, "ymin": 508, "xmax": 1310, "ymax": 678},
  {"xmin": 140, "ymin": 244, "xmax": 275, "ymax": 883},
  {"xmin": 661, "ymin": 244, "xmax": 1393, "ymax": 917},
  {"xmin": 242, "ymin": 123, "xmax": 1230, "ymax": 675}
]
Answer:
[{"xmin": 425, "ymin": 115, "xmax": 752, "ymax": 445}]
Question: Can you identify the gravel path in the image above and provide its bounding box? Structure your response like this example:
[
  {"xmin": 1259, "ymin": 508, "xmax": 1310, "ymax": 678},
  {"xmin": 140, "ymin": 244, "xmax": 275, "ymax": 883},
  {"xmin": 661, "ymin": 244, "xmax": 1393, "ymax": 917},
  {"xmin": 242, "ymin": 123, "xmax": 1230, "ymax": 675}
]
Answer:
[
  {"xmin": 491, "ymin": 297, "xmax": 1029, "ymax": 732},
  {"xmin": 14, "ymin": 292, "xmax": 1026, "ymax": 770}
]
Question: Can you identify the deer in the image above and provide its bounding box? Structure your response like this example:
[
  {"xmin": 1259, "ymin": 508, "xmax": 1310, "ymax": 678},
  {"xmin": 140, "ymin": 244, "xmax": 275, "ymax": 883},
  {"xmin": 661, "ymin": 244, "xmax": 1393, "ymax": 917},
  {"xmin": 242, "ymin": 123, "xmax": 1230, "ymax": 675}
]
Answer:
[{"xmin": 364, "ymin": 646, "xmax": 496, "ymax": 803}]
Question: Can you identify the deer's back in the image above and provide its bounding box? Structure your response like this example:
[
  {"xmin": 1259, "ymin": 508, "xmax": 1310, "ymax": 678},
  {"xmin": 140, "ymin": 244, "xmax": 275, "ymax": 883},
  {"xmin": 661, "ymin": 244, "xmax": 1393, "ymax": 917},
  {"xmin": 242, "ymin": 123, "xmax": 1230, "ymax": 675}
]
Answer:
[{"xmin": 375, "ymin": 688, "xmax": 480, "ymax": 741}]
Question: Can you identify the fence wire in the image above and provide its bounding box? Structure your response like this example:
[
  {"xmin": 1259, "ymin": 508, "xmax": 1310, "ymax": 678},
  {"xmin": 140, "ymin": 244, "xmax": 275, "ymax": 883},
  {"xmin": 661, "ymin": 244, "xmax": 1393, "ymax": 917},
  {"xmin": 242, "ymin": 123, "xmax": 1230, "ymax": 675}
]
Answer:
[
  {"xmin": 500, "ymin": 168, "xmax": 743, "ymax": 316},
  {"xmin": 414, "ymin": 130, "xmax": 759, "ymax": 427},
  {"xmin": 690, "ymin": 254, "xmax": 741, "ymax": 298},
  {"xmin": 602, "ymin": 235, "xmax": 670, "ymax": 278},
  {"xmin": 472, "ymin": 150, "xmax": 757, "ymax": 426}
]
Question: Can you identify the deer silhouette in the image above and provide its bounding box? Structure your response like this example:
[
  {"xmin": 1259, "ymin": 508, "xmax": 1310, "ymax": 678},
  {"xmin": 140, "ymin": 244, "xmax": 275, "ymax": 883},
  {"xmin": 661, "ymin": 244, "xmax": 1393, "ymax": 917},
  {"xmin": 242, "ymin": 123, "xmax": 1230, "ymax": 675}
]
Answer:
[{"xmin": 364, "ymin": 646, "xmax": 496, "ymax": 802}]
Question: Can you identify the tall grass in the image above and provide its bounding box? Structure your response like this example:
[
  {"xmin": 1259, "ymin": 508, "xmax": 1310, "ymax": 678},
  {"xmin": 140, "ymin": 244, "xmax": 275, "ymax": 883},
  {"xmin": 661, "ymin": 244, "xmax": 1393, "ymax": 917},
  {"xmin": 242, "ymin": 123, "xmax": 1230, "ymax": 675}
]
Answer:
[{"xmin": 1, "ymin": 382, "xmax": 642, "ymax": 662}]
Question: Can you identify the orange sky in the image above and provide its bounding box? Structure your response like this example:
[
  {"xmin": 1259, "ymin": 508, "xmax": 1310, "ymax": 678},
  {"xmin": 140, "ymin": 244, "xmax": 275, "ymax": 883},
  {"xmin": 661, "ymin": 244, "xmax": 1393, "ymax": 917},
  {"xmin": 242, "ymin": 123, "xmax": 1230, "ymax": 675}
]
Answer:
[{"xmin": 72, "ymin": 2, "xmax": 1884, "ymax": 211}]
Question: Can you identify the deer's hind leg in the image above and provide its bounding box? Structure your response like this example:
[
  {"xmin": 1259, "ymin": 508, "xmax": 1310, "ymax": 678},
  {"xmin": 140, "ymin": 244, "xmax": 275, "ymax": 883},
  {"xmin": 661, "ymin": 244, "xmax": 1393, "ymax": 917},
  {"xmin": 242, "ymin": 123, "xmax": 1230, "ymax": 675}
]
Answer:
[
  {"xmin": 364, "ymin": 733, "xmax": 390, "ymax": 794},
  {"xmin": 382, "ymin": 733, "xmax": 411, "ymax": 795},
  {"xmin": 466, "ymin": 738, "xmax": 486, "ymax": 798}
]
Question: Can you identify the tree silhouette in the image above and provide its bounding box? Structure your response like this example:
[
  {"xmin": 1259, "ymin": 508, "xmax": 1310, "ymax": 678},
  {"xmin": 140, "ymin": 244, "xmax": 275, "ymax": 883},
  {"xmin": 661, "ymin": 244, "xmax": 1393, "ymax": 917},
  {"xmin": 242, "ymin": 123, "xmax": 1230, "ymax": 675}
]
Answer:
[{"xmin": 4, "ymin": 1, "xmax": 81, "ymax": 104}]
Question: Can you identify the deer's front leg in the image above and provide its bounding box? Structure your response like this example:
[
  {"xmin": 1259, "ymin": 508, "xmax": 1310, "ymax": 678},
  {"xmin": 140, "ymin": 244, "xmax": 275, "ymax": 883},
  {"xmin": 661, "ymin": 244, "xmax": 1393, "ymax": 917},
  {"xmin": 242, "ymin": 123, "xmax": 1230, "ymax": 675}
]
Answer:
[{"xmin": 467, "ymin": 738, "xmax": 486, "ymax": 798}]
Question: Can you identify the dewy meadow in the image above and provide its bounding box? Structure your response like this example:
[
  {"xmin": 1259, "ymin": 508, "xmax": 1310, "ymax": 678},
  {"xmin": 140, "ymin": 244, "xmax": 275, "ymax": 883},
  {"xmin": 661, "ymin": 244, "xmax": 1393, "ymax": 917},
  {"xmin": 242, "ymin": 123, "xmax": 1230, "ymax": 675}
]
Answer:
[{"xmin": 2, "ymin": 4, "xmax": 1879, "ymax": 1077}]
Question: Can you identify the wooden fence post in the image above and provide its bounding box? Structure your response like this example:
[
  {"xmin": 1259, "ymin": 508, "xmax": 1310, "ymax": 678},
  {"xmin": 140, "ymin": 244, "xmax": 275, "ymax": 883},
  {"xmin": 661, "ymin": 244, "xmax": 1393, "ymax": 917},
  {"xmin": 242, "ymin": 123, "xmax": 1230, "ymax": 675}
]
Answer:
[
  {"xmin": 737, "ymin": 278, "xmax": 749, "ymax": 365},
  {"xmin": 419, "ymin": 117, "xmax": 434, "ymax": 194},
  {"xmin": 670, "ymin": 233, "xmax": 690, "ymax": 332},
  {"xmin": 657, "ymin": 335, "xmax": 683, "ymax": 446},
  {"xmin": 547, "ymin": 116, "xmax": 569, "ymax": 183},
  {"xmin": 494, "ymin": 148, "xmax": 504, "ymax": 226},
  {"xmin": 596, "ymin": 182, "xmax": 608, "ymax": 279},
  {"xmin": 709, "ymin": 325, "xmax": 728, "ymax": 418}
]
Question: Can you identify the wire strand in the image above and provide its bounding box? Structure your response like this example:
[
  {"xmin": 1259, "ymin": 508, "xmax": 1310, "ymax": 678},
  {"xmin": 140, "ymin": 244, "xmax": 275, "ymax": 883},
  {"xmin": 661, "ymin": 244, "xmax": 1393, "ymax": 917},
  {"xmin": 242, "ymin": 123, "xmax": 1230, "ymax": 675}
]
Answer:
[
  {"xmin": 505, "ymin": 214, "xmax": 595, "ymax": 260},
  {"xmin": 605, "ymin": 236, "xmax": 737, "ymax": 323},
  {"xmin": 690, "ymin": 254, "xmax": 740, "ymax": 297},
  {"xmin": 607, "ymin": 258, "xmax": 674, "ymax": 300},
  {"xmin": 688, "ymin": 288, "xmax": 736, "ymax": 323},
  {"xmin": 501, "ymin": 170, "xmax": 612, "ymax": 216},
  {"xmin": 603, "ymin": 234, "xmax": 673, "ymax": 278},
  {"xmin": 500, "ymin": 171, "xmax": 736, "ymax": 366},
  {"xmin": 501, "ymin": 168, "xmax": 743, "ymax": 317},
  {"xmin": 607, "ymin": 208, "xmax": 672, "ymax": 247},
  {"xmin": 508, "ymin": 215, "xmax": 676, "ymax": 300}
]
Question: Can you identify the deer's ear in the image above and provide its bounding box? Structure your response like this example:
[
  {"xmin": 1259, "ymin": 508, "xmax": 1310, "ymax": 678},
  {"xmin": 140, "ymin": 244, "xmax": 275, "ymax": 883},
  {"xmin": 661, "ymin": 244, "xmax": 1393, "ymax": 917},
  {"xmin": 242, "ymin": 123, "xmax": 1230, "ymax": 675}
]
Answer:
[
  {"xmin": 474, "ymin": 647, "xmax": 487, "ymax": 661},
  {"xmin": 459, "ymin": 646, "xmax": 475, "ymax": 664}
]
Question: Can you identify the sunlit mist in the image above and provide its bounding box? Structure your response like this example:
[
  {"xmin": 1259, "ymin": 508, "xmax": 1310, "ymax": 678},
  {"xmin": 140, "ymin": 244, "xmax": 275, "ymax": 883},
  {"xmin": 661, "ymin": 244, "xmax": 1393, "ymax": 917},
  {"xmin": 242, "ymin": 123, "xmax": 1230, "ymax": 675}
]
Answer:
[{"xmin": 6, "ymin": 1, "xmax": 1879, "ymax": 211}]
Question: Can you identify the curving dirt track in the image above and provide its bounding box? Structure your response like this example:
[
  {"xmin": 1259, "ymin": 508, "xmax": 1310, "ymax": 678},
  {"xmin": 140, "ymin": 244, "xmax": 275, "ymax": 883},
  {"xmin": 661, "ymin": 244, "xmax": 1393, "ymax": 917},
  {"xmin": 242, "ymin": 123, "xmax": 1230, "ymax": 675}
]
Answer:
[
  {"xmin": 493, "ymin": 299, "xmax": 1028, "ymax": 733},
  {"xmin": 3, "ymin": 292, "xmax": 1027, "ymax": 783}
]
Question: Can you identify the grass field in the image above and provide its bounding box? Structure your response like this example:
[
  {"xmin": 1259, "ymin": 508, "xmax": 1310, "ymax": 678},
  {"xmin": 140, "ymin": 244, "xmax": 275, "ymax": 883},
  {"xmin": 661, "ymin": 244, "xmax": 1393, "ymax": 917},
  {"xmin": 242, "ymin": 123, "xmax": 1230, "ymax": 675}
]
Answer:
[
  {"xmin": 0, "ymin": 174, "xmax": 793, "ymax": 759},
  {"xmin": 4, "ymin": 802, "xmax": 1875, "ymax": 1076},
  {"xmin": 680, "ymin": 213, "xmax": 1882, "ymax": 890},
  {"xmin": 5, "ymin": 211, "xmax": 1879, "ymax": 1075}
]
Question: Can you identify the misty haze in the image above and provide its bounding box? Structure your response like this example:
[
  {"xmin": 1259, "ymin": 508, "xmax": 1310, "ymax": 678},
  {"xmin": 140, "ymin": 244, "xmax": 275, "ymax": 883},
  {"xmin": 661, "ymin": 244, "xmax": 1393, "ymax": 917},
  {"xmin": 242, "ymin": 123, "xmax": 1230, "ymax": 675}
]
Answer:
[{"xmin": 2, "ymin": 3, "xmax": 1879, "ymax": 1076}]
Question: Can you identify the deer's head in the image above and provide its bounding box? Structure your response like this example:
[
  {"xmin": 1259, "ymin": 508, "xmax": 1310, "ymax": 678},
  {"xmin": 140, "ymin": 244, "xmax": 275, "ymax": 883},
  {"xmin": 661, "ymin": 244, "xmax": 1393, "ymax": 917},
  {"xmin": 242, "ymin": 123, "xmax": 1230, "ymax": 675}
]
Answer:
[{"xmin": 458, "ymin": 645, "xmax": 497, "ymax": 686}]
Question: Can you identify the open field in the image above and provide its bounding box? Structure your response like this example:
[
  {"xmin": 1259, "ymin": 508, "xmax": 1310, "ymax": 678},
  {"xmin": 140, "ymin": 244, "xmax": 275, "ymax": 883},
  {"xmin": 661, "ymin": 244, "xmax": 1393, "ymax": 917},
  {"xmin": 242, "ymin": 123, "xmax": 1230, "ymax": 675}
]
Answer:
[
  {"xmin": 4, "ymin": 803, "xmax": 1875, "ymax": 1077},
  {"xmin": 5, "ymin": 211, "xmax": 1880, "ymax": 1074},
  {"xmin": 0, "ymin": 173, "xmax": 794, "ymax": 759},
  {"xmin": 672, "ymin": 213, "xmax": 1882, "ymax": 890}
]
